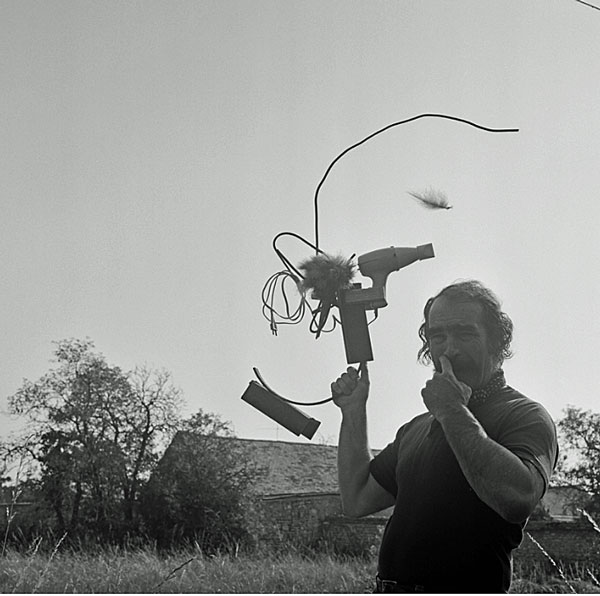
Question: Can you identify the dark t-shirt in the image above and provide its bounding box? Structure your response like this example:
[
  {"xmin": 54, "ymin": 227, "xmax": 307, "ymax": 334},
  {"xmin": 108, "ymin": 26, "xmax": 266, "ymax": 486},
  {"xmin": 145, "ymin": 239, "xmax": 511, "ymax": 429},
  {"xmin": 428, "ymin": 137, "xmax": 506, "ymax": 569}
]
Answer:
[{"xmin": 369, "ymin": 385, "xmax": 558, "ymax": 593}]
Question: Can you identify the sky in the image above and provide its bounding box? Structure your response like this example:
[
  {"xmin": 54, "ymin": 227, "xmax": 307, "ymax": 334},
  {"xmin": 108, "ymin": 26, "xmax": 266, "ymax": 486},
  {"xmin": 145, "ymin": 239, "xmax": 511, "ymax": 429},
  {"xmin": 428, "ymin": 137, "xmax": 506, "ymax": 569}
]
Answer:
[{"xmin": 1, "ymin": 0, "xmax": 599, "ymax": 450}]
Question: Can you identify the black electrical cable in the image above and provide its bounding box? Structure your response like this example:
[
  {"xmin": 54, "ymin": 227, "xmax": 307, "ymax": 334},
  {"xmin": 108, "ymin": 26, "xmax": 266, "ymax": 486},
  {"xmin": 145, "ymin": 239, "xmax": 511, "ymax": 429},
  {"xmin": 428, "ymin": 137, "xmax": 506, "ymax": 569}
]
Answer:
[
  {"xmin": 263, "ymin": 231, "xmax": 346, "ymax": 337},
  {"xmin": 253, "ymin": 367, "xmax": 333, "ymax": 406},
  {"xmin": 272, "ymin": 231, "xmax": 325, "ymax": 278},
  {"xmin": 312, "ymin": 113, "xmax": 519, "ymax": 251},
  {"xmin": 574, "ymin": 0, "xmax": 600, "ymax": 11},
  {"xmin": 261, "ymin": 270, "xmax": 307, "ymax": 335},
  {"xmin": 261, "ymin": 114, "xmax": 519, "ymax": 353}
]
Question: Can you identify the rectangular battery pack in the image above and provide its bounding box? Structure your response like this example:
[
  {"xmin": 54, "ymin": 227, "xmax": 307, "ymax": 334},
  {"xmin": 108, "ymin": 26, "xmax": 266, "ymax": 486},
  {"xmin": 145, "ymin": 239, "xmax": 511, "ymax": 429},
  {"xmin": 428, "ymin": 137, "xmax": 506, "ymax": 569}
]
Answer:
[
  {"xmin": 241, "ymin": 381, "xmax": 321, "ymax": 440},
  {"xmin": 338, "ymin": 300, "xmax": 374, "ymax": 364}
]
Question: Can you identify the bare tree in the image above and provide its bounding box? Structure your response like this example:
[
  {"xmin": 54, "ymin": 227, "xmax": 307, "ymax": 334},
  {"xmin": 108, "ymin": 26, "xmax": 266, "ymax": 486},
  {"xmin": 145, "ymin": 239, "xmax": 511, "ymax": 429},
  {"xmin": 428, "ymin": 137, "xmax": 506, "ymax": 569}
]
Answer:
[{"xmin": 4, "ymin": 339, "xmax": 183, "ymax": 541}]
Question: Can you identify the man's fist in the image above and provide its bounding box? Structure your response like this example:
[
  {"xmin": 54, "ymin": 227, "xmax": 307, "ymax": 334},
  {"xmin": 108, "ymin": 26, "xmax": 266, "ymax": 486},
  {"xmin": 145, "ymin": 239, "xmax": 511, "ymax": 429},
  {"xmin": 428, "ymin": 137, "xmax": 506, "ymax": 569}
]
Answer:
[
  {"xmin": 421, "ymin": 355, "xmax": 472, "ymax": 419},
  {"xmin": 331, "ymin": 362, "xmax": 370, "ymax": 411}
]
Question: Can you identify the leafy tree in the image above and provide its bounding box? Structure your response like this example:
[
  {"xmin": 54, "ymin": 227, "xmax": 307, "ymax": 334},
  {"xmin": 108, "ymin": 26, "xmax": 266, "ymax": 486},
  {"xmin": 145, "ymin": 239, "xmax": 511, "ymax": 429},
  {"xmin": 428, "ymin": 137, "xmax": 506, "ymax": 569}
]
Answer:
[
  {"xmin": 4, "ymin": 338, "xmax": 183, "ymax": 541},
  {"xmin": 140, "ymin": 410, "xmax": 262, "ymax": 552},
  {"xmin": 557, "ymin": 405, "xmax": 600, "ymax": 515}
]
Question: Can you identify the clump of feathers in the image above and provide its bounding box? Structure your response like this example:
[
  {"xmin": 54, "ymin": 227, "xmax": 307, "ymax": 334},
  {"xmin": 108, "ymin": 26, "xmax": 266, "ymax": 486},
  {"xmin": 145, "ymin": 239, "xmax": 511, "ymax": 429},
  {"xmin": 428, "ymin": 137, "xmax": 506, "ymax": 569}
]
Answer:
[
  {"xmin": 408, "ymin": 188, "xmax": 453, "ymax": 210},
  {"xmin": 297, "ymin": 253, "xmax": 356, "ymax": 302}
]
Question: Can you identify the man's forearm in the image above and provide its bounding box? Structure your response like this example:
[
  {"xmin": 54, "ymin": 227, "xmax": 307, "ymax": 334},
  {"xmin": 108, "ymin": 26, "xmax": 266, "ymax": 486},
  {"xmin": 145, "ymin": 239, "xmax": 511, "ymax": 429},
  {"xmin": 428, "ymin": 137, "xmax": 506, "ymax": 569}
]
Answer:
[
  {"xmin": 337, "ymin": 403, "xmax": 373, "ymax": 516},
  {"xmin": 439, "ymin": 405, "xmax": 541, "ymax": 523}
]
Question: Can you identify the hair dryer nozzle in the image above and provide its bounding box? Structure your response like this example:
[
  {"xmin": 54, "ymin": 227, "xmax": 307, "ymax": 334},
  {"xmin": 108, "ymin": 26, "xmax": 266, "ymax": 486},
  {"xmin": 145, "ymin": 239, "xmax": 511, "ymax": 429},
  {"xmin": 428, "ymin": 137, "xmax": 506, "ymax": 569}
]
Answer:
[
  {"xmin": 416, "ymin": 243, "xmax": 435, "ymax": 260},
  {"xmin": 357, "ymin": 243, "xmax": 435, "ymax": 293}
]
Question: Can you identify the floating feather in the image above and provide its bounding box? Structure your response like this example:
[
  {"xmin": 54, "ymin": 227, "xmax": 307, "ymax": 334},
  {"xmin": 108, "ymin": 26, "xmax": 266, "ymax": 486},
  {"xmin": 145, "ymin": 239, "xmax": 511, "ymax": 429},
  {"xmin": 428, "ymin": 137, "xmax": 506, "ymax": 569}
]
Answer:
[{"xmin": 408, "ymin": 188, "xmax": 453, "ymax": 210}]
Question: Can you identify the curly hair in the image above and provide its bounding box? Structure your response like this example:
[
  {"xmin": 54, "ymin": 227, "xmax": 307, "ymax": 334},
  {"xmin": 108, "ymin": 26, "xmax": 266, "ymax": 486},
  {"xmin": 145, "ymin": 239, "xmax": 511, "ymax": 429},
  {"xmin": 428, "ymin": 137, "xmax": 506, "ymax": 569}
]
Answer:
[{"xmin": 417, "ymin": 280, "xmax": 514, "ymax": 366}]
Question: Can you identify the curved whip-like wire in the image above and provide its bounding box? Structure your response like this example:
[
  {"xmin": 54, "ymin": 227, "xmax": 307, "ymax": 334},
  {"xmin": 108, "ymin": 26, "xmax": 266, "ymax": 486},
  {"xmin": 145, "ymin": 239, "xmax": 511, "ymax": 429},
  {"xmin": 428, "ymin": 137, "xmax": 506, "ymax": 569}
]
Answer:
[
  {"xmin": 312, "ymin": 113, "xmax": 519, "ymax": 250},
  {"xmin": 253, "ymin": 367, "xmax": 333, "ymax": 406}
]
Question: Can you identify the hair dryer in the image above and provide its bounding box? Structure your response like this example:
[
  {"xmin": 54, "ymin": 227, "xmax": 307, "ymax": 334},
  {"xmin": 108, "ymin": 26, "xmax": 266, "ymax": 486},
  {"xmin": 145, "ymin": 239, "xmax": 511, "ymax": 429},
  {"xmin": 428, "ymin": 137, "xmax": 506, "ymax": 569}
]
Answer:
[
  {"xmin": 338, "ymin": 243, "xmax": 434, "ymax": 363},
  {"xmin": 354, "ymin": 244, "xmax": 435, "ymax": 309}
]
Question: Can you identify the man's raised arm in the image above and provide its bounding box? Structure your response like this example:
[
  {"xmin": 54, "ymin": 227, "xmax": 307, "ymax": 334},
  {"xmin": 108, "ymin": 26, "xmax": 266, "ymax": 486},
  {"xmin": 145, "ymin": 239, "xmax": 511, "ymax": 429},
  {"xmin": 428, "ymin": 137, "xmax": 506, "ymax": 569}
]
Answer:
[{"xmin": 332, "ymin": 363, "xmax": 395, "ymax": 518}]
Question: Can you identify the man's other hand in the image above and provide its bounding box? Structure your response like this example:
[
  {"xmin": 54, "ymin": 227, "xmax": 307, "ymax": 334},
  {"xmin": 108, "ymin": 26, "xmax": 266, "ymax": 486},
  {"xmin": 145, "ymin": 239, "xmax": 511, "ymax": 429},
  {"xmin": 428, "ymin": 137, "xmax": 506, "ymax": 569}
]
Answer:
[{"xmin": 421, "ymin": 355, "xmax": 471, "ymax": 419}]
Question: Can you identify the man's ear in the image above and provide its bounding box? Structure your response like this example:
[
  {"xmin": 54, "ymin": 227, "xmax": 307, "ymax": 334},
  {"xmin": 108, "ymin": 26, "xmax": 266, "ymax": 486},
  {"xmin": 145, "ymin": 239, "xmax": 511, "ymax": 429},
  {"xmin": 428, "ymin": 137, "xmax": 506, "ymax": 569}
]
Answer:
[{"xmin": 492, "ymin": 349, "xmax": 503, "ymax": 370}]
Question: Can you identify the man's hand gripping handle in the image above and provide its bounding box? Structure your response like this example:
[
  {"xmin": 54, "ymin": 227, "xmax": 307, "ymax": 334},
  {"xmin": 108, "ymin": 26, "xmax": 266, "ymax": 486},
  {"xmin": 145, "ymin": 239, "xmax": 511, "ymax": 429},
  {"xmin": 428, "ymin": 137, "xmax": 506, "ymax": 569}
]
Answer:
[{"xmin": 331, "ymin": 362, "xmax": 370, "ymax": 411}]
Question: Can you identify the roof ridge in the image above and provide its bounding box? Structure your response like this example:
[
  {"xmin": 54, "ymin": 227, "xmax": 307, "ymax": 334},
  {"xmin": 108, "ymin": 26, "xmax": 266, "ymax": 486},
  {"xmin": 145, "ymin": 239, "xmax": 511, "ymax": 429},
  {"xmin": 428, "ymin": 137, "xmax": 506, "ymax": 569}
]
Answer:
[{"xmin": 175, "ymin": 431, "xmax": 338, "ymax": 448}]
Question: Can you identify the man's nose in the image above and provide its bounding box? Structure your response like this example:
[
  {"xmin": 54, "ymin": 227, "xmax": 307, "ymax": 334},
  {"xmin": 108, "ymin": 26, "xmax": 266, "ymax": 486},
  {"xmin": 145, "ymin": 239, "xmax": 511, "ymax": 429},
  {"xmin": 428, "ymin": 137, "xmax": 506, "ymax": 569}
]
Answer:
[{"xmin": 442, "ymin": 336, "xmax": 459, "ymax": 358}]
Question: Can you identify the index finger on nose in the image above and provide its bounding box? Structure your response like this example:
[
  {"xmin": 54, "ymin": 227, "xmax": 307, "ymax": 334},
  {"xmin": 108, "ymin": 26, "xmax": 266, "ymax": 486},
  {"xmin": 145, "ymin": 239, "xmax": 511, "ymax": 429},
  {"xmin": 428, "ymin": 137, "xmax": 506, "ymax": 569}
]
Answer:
[{"xmin": 439, "ymin": 355, "xmax": 454, "ymax": 375}]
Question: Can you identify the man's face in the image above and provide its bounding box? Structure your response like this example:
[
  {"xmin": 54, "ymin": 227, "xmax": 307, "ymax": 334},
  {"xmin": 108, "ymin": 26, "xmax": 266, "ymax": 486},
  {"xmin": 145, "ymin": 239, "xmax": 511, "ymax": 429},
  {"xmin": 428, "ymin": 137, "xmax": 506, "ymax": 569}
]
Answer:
[{"xmin": 426, "ymin": 296, "xmax": 499, "ymax": 389}]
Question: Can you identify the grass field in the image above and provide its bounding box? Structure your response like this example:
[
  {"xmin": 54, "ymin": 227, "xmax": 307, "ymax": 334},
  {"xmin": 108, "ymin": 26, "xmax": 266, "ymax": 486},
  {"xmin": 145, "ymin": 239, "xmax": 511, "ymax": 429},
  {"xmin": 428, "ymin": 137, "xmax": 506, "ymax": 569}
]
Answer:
[{"xmin": 1, "ymin": 545, "xmax": 600, "ymax": 593}]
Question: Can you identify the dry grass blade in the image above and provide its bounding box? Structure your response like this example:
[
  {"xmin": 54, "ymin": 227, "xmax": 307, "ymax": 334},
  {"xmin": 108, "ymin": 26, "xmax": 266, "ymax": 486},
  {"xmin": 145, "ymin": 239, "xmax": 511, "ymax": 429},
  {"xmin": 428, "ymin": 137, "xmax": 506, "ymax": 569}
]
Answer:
[
  {"xmin": 579, "ymin": 509, "xmax": 600, "ymax": 534},
  {"xmin": 526, "ymin": 532, "xmax": 576, "ymax": 594},
  {"xmin": 11, "ymin": 536, "xmax": 43, "ymax": 594},
  {"xmin": 2, "ymin": 504, "xmax": 16, "ymax": 556},
  {"xmin": 2, "ymin": 459, "xmax": 26, "ymax": 556},
  {"xmin": 587, "ymin": 569, "xmax": 600, "ymax": 587},
  {"xmin": 152, "ymin": 556, "xmax": 196, "ymax": 591},
  {"xmin": 32, "ymin": 532, "xmax": 67, "ymax": 594}
]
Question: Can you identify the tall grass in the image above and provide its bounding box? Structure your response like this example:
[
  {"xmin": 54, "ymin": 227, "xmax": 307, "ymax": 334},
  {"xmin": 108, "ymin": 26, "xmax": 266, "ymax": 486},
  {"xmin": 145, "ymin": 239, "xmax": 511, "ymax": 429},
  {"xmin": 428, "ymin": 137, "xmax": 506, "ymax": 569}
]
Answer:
[
  {"xmin": 2, "ymin": 544, "xmax": 600, "ymax": 594},
  {"xmin": 0, "ymin": 545, "xmax": 375, "ymax": 593},
  {"xmin": 514, "ymin": 509, "xmax": 600, "ymax": 594},
  {"xmin": 525, "ymin": 532, "xmax": 577, "ymax": 593},
  {"xmin": 2, "ymin": 509, "xmax": 600, "ymax": 593}
]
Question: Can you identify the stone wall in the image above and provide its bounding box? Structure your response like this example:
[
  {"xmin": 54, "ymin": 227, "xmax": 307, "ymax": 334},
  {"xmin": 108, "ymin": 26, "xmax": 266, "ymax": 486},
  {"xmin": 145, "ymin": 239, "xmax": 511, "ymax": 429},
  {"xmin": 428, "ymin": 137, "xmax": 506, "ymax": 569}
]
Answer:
[
  {"xmin": 321, "ymin": 518, "xmax": 600, "ymax": 564},
  {"xmin": 256, "ymin": 493, "xmax": 343, "ymax": 548},
  {"xmin": 515, "ymin": 521, "xmax": 600, "ymax": 568},
  {"xmin": 254, "ymin": 493, "xmax": 388, "ymax": 554},
  {"xmin": 321, "ymin": 516, "xmax": 386, "ymax": 555},
  {"xmin": 255, "ymin": 493, "xmax": 600, "ymax": 567}
]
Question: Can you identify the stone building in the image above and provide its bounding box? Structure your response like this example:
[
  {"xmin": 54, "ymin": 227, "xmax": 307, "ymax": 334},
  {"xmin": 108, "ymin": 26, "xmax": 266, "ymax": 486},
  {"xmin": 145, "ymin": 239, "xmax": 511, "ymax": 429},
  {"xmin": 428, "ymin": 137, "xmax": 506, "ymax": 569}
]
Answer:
[
  {"xmin": 161, "ymin": 433, "xmax": 389, "ymax": 552},
  {"xmin": 225, "ymin": 436, "xmax": 391, "ymax": 552},
  {"xmin": 160, "ymin": 434, "xmax": 594, "ymax": 559}
]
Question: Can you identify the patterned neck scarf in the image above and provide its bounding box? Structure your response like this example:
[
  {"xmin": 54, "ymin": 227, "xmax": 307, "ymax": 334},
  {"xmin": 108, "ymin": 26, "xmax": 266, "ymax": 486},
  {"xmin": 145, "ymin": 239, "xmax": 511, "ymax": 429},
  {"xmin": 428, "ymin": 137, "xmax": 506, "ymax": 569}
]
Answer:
[
  {"xmin": 469, "ymin": 369, "xmax": 506, "ymax": 407},
  {"xmin": 428, "ymin": 369, "xmax": 507, "ymax": 437}
]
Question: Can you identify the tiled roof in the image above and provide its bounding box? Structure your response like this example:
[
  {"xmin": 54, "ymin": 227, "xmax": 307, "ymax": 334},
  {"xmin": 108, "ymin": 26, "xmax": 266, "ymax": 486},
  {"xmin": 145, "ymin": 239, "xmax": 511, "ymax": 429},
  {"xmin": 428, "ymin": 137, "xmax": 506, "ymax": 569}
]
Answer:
[{"xmin": 239, "ymin": 438, "xmax": 340, "ymax": 496}]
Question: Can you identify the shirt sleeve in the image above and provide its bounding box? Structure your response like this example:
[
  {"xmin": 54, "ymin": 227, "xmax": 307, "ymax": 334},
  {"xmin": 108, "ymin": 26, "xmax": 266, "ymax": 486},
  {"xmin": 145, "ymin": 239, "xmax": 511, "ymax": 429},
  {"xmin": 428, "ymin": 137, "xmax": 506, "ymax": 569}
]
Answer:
[
  {"xmin": 369, "ymin": 425, "xmax": 408, "ymax": 498},
  {"xmin": 496, "ymin": 399, "xmax": 559, "ymax": 494}
]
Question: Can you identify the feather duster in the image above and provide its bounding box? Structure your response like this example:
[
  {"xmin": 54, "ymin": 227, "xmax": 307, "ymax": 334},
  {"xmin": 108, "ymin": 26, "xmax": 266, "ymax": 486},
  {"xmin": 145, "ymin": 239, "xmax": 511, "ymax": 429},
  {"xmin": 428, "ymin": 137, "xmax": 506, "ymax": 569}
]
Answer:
[
  {"xmin": 408, "ymin": 188, "xmax": 453, "ymax": 210},
  {"xmin": 297, "ymin": 253, "xmax": 356, "ymax": 302}
]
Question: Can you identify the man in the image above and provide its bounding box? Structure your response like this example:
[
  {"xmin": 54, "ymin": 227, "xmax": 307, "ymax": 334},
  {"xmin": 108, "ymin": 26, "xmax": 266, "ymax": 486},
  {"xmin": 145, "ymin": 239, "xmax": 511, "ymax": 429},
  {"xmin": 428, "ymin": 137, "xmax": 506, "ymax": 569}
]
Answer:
[{"xmin": 332, "ymin": 280, "xmax": 558, "ymax": 593}]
